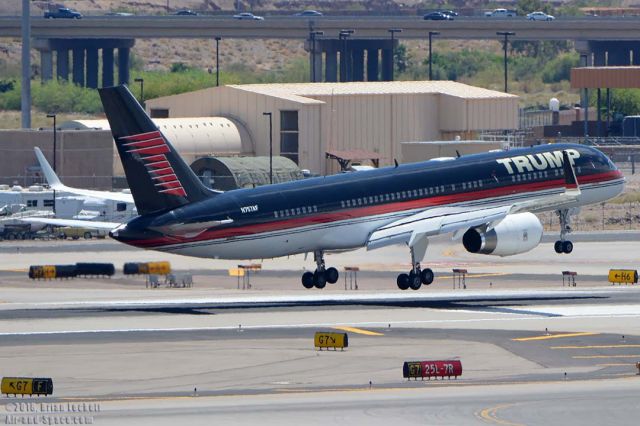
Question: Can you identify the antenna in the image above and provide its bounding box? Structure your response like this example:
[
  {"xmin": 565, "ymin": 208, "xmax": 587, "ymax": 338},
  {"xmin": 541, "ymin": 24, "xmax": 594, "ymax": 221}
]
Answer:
[{"xmin": 394, "ymin": 159, "xmax": 399, "ymax": 168}]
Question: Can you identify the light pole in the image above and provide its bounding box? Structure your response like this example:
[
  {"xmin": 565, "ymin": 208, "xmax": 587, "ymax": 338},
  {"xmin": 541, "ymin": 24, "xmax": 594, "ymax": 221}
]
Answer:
[
  {"xmin": 309, "ymin": 30, "xmax": 324, "ymax": 82},
  {"xmin": 46, "ymin": 113, "xmax": 56, "ymax": 214},
  {"xmin": 215, "ymin": 37, "xmax": 221, "ymax": 86},
  {"xmin": 134, "ymin": 77, "xmax": 144, "ymax": 107},
  {"xmin": 262, "ymin": 112, "xmax": 273, "ymax": 184},
  {"xmin": 339, "ymin": 29, "xmax": 354, "ymax": 82},
  {"xmin": 428, "ymin": 31, "xmax": 440, "ymax": 81},
  {"xmin": 497, "ymin": 31, "xmax": 515, "ymax": 93},
  {"xmin": 388, "ymin": 28, "xmax": 402, "ymax": 81},
  {"xmin": 46, "ymin": 114, "xmax": 57, "ymax": 172}
]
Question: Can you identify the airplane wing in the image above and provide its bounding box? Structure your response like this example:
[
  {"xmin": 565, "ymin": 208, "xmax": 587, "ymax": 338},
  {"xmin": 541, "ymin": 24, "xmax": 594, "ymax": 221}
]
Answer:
[
  {"xmin": 21, "ymin": 217, "xmax": 121, "ymax": 230},
  {"xmin": 367, "ymin": 150, "xmax": 581, "ymax": 251},
  {"xmin": 34, "ymin": 147, "xmax": 134, "ymax": 204},
  {"xmin": 367, "ymin": 205, "xmax": 511, "ymax": 250}
]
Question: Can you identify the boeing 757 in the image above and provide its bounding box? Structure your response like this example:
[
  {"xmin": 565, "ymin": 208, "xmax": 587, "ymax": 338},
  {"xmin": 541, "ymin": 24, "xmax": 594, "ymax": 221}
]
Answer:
[{"xmin": 99, "ymin": 85, "xmax": 625, "ymax": 290}]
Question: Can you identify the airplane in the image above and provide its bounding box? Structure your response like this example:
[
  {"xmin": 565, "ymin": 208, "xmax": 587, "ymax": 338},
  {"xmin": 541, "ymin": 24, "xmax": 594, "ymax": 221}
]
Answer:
[
  {"xmin": 99, "ymin": 85, "xmax": 624, "ymax": 290},
  {"xmin": 23, "ymin": 148, "xmax": 136, "ymax": 230}
]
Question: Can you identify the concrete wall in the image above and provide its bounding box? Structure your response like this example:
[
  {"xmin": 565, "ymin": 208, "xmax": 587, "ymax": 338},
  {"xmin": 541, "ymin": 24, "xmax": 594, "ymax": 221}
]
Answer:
[{"xmin": 0, "ymin": 130, "xmax": 114, "ymax": 189}]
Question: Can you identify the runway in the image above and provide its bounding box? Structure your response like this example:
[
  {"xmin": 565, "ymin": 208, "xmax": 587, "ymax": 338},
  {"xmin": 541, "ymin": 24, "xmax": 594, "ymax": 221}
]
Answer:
[{"xmin": 1, "ymin": 236, "xmax": 639, "ymax": 424}]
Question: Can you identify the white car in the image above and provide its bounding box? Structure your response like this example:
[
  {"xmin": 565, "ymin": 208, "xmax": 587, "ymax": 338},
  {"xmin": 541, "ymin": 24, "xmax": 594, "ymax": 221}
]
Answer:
[
  {"xmin": 484, "ymin": 8, "xmax": 516, "ymax": 18},
  {"xmin": 233, "ymin": 12, "xmax": 264, "ymax": 20},
  {"xmin": 527, "ymin": 11, "xmax": 555, "ymax": 21}
]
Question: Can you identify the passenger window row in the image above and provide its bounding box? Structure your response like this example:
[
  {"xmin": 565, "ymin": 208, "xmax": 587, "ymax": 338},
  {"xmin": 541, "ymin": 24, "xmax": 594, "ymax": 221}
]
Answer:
[
  {"xmin": 274, "ymin": 205, "xmax": 318, "ymax": 218},
  {"xmin": 511, "ymin": 170, "xmax": 551, "ymax": 182}
]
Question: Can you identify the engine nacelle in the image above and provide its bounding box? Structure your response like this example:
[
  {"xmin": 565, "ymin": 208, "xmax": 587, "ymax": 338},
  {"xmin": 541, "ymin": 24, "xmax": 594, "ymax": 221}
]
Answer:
[{"xmin": 462, "ymin": 212, "xmax": 543, "ymax": 257}]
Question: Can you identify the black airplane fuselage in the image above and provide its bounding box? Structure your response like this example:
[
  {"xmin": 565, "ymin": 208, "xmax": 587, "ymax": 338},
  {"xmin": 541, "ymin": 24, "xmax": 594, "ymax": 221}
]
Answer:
[{"xmin": 110, "ymin": 143, "xmax": 623, "ymax": 259}]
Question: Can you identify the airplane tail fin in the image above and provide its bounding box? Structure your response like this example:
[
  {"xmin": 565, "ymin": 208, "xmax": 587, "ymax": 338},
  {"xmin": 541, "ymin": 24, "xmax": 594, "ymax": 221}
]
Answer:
[
  {"xmin": 34, "ymin": 147, "xmax": 63, "ymax": 190},
  {"xmin": 98, "ymin": 85, "xmax": 214, "ymax": 215}
]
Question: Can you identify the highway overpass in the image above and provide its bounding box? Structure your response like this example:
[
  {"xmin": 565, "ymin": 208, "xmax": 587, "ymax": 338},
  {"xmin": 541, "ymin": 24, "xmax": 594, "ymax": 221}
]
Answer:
[{"xmin": 2, "ymin": 16, "xmax": 640, "ymax": 41}]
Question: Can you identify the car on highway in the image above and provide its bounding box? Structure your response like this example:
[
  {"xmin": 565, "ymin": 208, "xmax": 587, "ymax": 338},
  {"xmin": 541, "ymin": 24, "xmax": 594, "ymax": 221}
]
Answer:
[
  {"xmin": 484, "ymin": 8, "xmax": 516, "ymax": 18},
  {"xmin": 174, "ymin": 9, "xmax": 198, "ymax": 16},
  {"xmin": 295, "ymin": 10, "xmax": 323, "ymax": 17},
  {"xmin": 44, "ymin": 7, "xmax": 82, "ymax": 19},
  {"xmin": 233, "ymin": 12, "xmax": 264, "ymax": 21},
  {"xmin": 439, "ymin": 10, "xmax": 458, "ymax": 17},
  {"xmin": 423, "ymin": 12, "xmax": 454, "ymax": 21},
  {"xmin": 526, "ymin": 11, "xmax": 555, "ymax": 21}
]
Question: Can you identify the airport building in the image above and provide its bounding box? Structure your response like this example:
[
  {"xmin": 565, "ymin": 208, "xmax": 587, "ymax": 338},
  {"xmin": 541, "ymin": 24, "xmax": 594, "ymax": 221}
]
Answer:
[{"xmin": 145, "ymin": 81, "xmax": 519, "ymax": 174}]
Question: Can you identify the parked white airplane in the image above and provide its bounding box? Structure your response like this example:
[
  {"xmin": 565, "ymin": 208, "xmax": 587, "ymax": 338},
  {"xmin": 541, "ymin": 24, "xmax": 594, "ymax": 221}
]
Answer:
[{"xmin": 23, "ymin": 148, "xmax": 137, "ymax": 230}]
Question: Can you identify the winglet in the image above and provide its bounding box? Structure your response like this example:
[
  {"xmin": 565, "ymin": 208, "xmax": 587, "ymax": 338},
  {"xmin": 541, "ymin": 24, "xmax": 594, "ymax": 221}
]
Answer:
[
  {"xmin": 34, "ymin": 147, "xmax": 63, "ymax": 189},
  {"xmin": 562, "ymin": 150, "xmax": 580, "ymax": 194}
]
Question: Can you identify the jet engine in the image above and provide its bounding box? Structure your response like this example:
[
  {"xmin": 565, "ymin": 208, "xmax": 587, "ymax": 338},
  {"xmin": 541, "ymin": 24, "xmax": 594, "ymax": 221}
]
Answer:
[{"xmin": 462, "ymin": 212, "xmax": 543, "ymax": 257}]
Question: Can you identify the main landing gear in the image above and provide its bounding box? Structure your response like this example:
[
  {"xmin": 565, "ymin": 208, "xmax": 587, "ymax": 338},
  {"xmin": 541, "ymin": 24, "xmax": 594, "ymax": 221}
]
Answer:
[
  {"xmin": 397, "ymin": 243, "xmax": 434, "ymax": 290},
  {"xmin": 397, "ymin": 265, "xmax": 434, "ymax": 291},
  {"xmin": 554, "ymin": 208, "xmax": 574, "ymax": 254},
  {"xmin": 301, "ymin": 250, "xmax": 339, "ymax": 289}
]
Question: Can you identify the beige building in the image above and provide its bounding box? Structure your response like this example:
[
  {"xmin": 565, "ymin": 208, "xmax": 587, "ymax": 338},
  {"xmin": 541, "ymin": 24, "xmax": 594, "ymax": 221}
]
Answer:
[{"xmin": 146, "ymin": 81, "xmax": 519, "ymax": 174}]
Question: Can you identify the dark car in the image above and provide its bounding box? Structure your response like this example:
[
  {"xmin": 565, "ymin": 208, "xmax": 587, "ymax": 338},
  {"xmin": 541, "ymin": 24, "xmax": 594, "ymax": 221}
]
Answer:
[
  {"xmin": 44, "ymin": 7, "xmax": 82, "ymax": 19},
  {"xmin": 423, "ymin": 12, "xmax": 453, "ymax": 21},
  {"xmin": 295, "ymin": 10, "xmax": 323, "ymax": 17},
  {"xmin": 174, "ymin": 9, "xmax": 198, "ymax": 16}
]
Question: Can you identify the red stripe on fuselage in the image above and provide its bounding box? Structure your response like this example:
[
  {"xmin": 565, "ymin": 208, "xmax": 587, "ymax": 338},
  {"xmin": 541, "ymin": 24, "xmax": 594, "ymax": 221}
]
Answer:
[{"xmin": 129, "ymin": 170, "xmax": 623, "ymax": 248}]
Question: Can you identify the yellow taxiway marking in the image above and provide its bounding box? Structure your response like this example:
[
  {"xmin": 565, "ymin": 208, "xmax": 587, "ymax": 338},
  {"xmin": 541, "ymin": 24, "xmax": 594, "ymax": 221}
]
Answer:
[
  {"xmin": 477, "ymin": 403, "xmax": 525, "ymax": 426},
  {"xmin": 573, "ymin": 355, "xmax": 640, "ymax": 359},
  {"xmin": 552, "ymin": 344, "xmax": 640, "ymax": 350},
  {"xmin": 512, "ymin": 332, "xmax": 598, "ymax": 342},
  {"xmin": 332, "ymin": 326, "xmax": 384, "ymax": 336}
]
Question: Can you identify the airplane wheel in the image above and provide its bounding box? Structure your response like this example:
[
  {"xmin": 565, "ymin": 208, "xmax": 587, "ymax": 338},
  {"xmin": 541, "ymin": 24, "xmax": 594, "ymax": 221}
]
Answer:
[
  {"xmin": 554, "ymin": 240, "xmax": 563, "ymax": 254},
  {"xmin": 408, "ymin": 271, "xmax": 422, "ymax": 290},
  {"xmin": 397, "ymin": 273, "xmax": 409, "ymax": 290},
  {"xmin": 562, "ymin": 240, "xmax": 573, "ymax": 254},
  {"xmin": 420, "ymin": 268, "xmax": 434, "ymax": 285},
  {"xmin": 301, "ymin": 272, "xmax": 314, "ymax": 289},
  {"xmin": 326, "ymin": 267, "xmax": 339, "ymax": 284},
  {"xmin": 313, "ymin": 271, "xmax": 327, "ymax": 289}
]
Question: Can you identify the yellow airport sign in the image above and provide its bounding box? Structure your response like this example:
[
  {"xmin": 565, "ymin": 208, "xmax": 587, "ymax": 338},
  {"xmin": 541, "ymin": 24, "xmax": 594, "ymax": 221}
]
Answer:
[
  {"xmin": 608, "ymin": 269, "xmax": 638, "ymax": 284},
  {"xmin": 1, "ymin": 377, "xmax": 53, "ymax": 396},
  {"xmin": 314, "ymin": 332, "xmax": 348, "ymax": 350}
]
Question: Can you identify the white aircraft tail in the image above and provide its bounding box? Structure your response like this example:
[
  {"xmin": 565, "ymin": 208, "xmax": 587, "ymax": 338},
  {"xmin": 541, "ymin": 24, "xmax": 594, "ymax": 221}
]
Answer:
[{"xmin": 34, "ymin": 147, "xmax": 64, "ymax": 190}]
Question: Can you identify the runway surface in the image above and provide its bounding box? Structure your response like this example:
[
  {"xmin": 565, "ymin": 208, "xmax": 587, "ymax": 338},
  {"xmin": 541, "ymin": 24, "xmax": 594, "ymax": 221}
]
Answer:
[{"xmin": 1, "ymin": 235, "xmax": 639, "ymax": 424}]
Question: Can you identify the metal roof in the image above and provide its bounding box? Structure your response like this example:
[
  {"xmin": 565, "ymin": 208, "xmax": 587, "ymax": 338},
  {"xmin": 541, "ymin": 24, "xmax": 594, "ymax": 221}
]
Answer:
[{"xmin": 229, "ymin": 81, "xmax": 518, "ymax": 101}]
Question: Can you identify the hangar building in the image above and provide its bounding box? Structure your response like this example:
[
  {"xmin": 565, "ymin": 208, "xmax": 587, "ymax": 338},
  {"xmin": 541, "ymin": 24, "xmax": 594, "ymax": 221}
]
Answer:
[{"xmin": 145, "ymin": 81, "xmax": 519, "ymax": 174}]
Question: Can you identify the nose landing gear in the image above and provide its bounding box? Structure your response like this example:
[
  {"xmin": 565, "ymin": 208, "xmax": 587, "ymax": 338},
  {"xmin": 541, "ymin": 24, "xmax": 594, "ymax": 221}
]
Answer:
[
  {"xmin": 554, "ymin": 209, "xmax": 574, "ymax": 254},
  {"xmin": 301, "ymin": 251, "xmax": 339, "ymax": 289}
]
